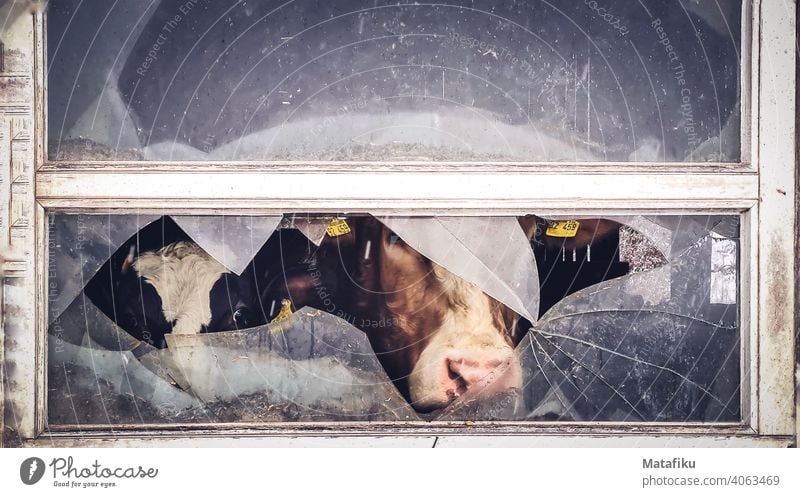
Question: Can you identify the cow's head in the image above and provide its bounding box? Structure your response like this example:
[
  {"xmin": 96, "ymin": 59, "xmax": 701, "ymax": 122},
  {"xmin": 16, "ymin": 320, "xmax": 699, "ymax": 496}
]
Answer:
[
  {"xmin": 111, "ymin": 241, "xmax": 254, "ymax": 347},
  {"xmin": 358, "ymin": 220, "xmax": 523, "ymax": 412}
]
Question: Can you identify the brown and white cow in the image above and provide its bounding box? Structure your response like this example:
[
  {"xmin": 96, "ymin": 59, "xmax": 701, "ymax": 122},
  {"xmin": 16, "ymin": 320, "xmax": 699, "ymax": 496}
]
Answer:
[{"xmin": 258, "ymin": 216, "xmax": 624, "ymax": 412}]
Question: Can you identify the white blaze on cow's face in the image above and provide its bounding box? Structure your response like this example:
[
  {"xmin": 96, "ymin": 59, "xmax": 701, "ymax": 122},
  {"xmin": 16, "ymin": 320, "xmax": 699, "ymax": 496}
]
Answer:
[
  {"xmin": 407, "ymin": 263, "xmax": 522, "ymax": 412},
  {"xmin": 132, "ymin": 241, "xmax": 230, "ymax": 335}
]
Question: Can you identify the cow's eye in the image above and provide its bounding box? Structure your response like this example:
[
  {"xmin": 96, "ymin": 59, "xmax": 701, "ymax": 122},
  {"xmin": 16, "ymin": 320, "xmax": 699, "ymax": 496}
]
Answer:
[
  {"xmin": 388, "ymin": 233, "xmax": 401, "ymax": 244},
  {"xmin": 233, "ymin": 308, "xmax": 248, "ymax": 327}
]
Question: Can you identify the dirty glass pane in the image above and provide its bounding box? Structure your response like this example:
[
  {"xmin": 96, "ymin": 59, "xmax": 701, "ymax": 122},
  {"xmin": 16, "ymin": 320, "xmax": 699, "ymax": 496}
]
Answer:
[
  {"xmin": 47, "ymin": 212, "xmax": 740, "ymax": 425},
  {"xmin": 47, "ymin": 0, "xmax": 742, "ymax": 163}
]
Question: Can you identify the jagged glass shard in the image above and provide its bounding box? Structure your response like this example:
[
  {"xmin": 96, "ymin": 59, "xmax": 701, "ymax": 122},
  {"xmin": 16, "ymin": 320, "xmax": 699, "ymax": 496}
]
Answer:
[
  {"xmin": 163, "ymin": 308, "xmax": 421, "ymax": 422},
  {"xmin": 47, "ymin": 214, "xmax": 159, "ymax": 324},
  {"xmin": 515, "ymin": 231, "xmax": 740, "ymax": 422},
  {"xmin": 280, "ymin": 215, "xmax": 334, "ymax": 246},
  {"xmin": 613, "ymin": 215, "xmax": 740, "ymax": 260},
  {"xmin": 378, "ymin": 216, "xmax": 539, "ymax": 322},
  {"xmin": 48, "ymin": 339, "xmax": 201, "ymax": 425},
  {"xmin": 49, "ymin": 290, "xmax": 149, "ymax": 352},
  {"xmin": 171, "ymin": 215, "xmax": 282, "ymax": 275}
]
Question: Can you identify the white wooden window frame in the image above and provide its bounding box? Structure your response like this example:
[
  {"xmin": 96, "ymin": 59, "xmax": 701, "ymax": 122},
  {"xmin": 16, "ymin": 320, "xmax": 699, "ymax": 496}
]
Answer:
[{"xmin": 0, "ymin": 0, "xmax": 795, "ymax": 447}]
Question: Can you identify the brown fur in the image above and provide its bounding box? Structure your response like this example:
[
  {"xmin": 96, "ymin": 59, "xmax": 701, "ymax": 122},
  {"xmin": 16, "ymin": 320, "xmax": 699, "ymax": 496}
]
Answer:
[{"xmin": 324, "ymin": 218, "xmax": 520, "ymax": 400}]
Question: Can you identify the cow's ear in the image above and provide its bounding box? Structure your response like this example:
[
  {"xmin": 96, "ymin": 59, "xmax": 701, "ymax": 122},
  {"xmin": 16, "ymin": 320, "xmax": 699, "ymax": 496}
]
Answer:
[
  {"xmin": 518, "ymin": 216, "xmax": 622, "ymax": 251},
  {"xmin": 120, "ymin": 245, "xmax": 137, "ymax": 275},
  {"xmin": 518, "ymin": 215, "xmax": 548, "ymax": 245}
]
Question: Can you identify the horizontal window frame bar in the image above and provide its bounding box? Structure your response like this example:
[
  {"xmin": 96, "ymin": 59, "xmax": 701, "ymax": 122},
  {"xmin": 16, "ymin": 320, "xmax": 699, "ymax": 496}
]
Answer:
[
  {"xmin": 39, "ymin": 161, "xmax": 755, "ymax": 173},
  {"xmin": 35, "ymin": 171, "xmax": 760, "ymax": 207},
  {"xmin": 26, "ymin": 433, "xmax": 792, "ymax": 449},
  {"xmin": 39, "ymin": 205, "xmax": 756, "ymax": 216}
]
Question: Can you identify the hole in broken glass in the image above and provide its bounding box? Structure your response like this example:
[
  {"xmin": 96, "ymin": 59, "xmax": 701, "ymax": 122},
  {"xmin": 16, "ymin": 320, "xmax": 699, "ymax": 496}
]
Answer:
[{"xmin": 48, "ymin": 213, "xmax": 738, "ymax": 424}]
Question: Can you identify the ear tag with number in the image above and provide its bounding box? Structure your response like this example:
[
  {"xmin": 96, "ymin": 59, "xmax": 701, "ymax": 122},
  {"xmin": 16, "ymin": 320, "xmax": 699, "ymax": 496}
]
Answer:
[
  {"xmin": 546, "ymin": 220, "xmax": 580, "ymax": 238},
  {"xmin": 326, "ymin": 218, "xmax": 352, "ymax": 237}
]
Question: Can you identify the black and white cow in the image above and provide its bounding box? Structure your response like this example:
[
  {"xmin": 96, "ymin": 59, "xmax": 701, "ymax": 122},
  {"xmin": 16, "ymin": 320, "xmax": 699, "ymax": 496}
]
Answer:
[{"xmin": 111, "ymin": 241, "xmax": 254, "ymax": 348}]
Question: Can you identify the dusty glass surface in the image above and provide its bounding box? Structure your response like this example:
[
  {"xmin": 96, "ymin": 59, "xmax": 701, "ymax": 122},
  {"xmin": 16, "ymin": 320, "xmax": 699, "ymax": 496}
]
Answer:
[
  {"xmin": 47, "ymin": 213, "xmax": 740, "ymax": 425},
  {"xmin": 47, "ymin": 0, "xmax": 742, "ymax": 162}
]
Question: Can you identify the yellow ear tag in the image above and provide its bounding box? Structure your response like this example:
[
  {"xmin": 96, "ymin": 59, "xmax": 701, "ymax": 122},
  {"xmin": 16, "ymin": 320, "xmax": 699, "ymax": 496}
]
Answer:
[
  {"xmin": 546, "ymin": 220, "xmax": 580, "ymax": 238},
  {"xmin": 269, "ymin": 299, "xmax": 294, "ymax": 330},
  {"xmin": 326, "ymin": 218, "xmax": 352, "ymax": 237}
]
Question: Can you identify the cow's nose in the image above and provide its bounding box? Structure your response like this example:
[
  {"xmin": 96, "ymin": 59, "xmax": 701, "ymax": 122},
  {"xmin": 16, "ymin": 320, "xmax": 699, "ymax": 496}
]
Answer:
[{"xmin": 446, "ymin": 357, "xmax": 506, "ymax": 395}]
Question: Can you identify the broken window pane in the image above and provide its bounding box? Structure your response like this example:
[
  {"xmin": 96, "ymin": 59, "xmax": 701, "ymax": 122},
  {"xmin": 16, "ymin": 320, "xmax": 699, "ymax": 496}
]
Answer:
[
  {"xmin": 47, "ymin": 212, "xmax": 740, "ymax": 425},
  {"xmin": 48, "ymin": 0, "xmax": 741, "ymax": 162}
]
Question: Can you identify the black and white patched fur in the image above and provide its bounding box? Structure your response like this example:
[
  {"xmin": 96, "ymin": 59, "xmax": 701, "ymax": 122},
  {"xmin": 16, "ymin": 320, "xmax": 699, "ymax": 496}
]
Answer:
[{"xmin": 114, "ymin": 241, "xmax": 252, "ymax": 347}]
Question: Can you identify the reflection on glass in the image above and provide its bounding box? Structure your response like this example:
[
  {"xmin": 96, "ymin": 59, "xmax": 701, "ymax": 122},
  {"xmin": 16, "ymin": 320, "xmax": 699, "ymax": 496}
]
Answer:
[
  {"xmin": 48, "ymin": 0, "xmax": 742, "ymax": 162},
  {"xmin": 47, "ymin": 213, "xmax": 740, "ymax": 424}
]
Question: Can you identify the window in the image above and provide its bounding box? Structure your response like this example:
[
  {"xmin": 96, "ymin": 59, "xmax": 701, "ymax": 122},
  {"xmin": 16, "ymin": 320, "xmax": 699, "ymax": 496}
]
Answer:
[
  {"xmin": 0, "ymin": 0, "xmax": 795, "ymax": 447},
  {"xmin": 46, "ymin": 0, "xmax": 743, "ymax": 163},
  {"xmin": 46, "ymin": 213, "xmax": 741, "ymax": 424}
]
